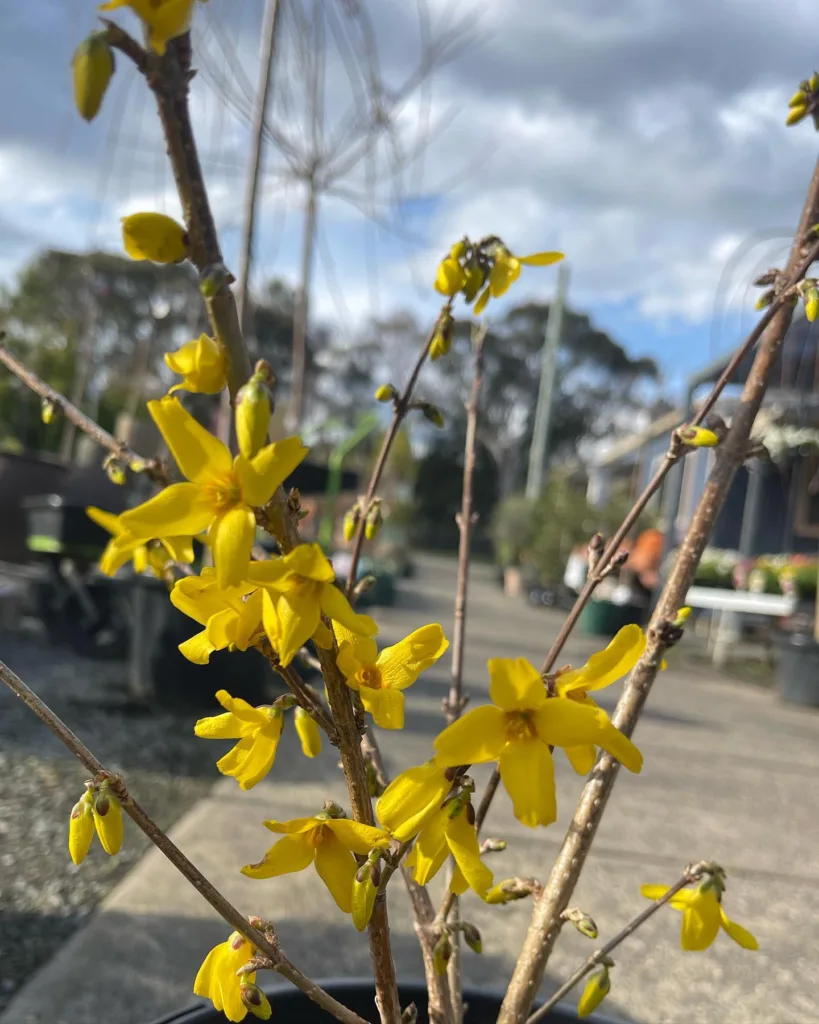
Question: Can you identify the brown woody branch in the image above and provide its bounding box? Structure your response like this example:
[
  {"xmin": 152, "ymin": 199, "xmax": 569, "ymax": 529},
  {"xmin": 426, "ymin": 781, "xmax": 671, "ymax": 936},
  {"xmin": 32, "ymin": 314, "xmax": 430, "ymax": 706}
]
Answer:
[
  {"xmin": 0, "ymin": 341, "xmax": 169, "ymax": 486},
  {"xmin": 497, "ymin": 155, "xmax": 819, "ymax": 1024},
  {"xmin": 345, "ymin": 302, "xmax": 453, "ymax": 598},
  {"xmin": 0, "ymin": 659, "xmax": 366, "ymax": 1024}
]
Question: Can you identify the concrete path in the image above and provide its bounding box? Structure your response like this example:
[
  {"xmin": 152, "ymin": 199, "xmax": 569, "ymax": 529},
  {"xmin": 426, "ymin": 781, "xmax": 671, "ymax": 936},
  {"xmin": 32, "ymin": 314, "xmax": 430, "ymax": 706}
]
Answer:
[{"xmin": 3, "ymin": 555, "xmax": 819, "ymax": 1024}]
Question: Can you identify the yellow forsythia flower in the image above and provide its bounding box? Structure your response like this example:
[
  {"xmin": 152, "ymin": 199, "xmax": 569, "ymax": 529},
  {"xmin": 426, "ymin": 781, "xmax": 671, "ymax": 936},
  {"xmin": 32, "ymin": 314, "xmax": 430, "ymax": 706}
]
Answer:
[
  {"xmin": 554, "ymin": 624, "xmax": 646, "ymax": 774},
  {"xmin": 434, "ymin": 255, "xmax": 467, "ymax": 296},
  {"xmin": 68, "ymin": 791, "xmax": 95, "ymax": 866},
  {"xmin": 405, "ymin": 799, "xmax": 493, "ymax": 898},
  {"xmin": 242, "ymin": 813, "xmax": 390, "ymax": 913},
  {"xmin": 245, "ymin": 544, "xmax": 377, "ymax": 667},
  {"xmin": 641, "ymin": 883, "xmax": 759, "ymax": 952},
  {"xmin": 294, "ymin": 707, "xmax": 322, "ymax": 758},
  {"xmin": 165, "ymin": 334, "xmax": 227, "ymax": 395},
  {"xmin": 578, "ymin": 968, "xmax": 611, "ymax": 1018},
  {"xmin": 195, "ymin": 690, "xmax": 284, "ymax": 790},
  {"xmin": 72, "ymin": 33, "xmax": 115, "ymax": 122},
  {"xmin": 376, "ymin": 759, "xmax": 452, "ymax": 841},
  {"xmin": 171, "ymin": 571, "xmax": 264, "ymax": 664},
  {"xmin": 434, "ymin": 657, "xmax": 642, "ymax": 828},
  {"xmin": 99, "ymin": 0, "xmax": 197, "ymax": 56},
  {"xmin": 194, "ymin": 931, "xmax": 258, "ymax": 1022},
  {"xmin": 120, "ymin": 397, "xmax": 307, "ymax": 588},
  {"xmin": 86, "ymin": 506, "xmax": 194, "ymax": 578},
  {"xmin": 121, "ymin": 212, "xmax": 188, "ymax": 263},
  {"xmin": 336, "ymin": 623, "xmax": 448, "ymax": 730}
]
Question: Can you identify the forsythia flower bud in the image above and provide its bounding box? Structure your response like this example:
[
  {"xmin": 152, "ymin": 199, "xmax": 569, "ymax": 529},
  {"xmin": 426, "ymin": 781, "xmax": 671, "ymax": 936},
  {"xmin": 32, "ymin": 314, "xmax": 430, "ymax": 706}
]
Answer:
[
  {"xmin": 401, "ymin": 1004, "xmax": 419, "ymax": 1024},
  {"xmin": 578, "ymin": 967, "xmax": 611, "ymax": 1018},
  {"xmin": 294, "ymin": 707, "xmax": 322, "ymax": 759},
  {"xmin": 351, "ymin": 859, "xmax": 380, "ymax": 932},
  {"xmin": 343, "ymin": 503, "xmax": 361, "ymax": 542},
  {"xmin": 450, "ymin": 240, "xmax": 467, "ymax": 261},
  {"xmin": 461, "ymin": 922, "xmax": 482, "ymax": 954},
  {"xmin": 240, "ymin": 981, "xmax": 272, "ymax": 1020},
  {"xmin": 674, "ymin": 606, "xmax": 692, "ymax": 627},
  {"xmin": 810, "ymin": 72, "xmax": 819, "ymax": 93},
  {"xmin": 786, "ymin": 105, "xmax": 809, "ymax": 126},
  {"xmin": 432, "ymin": 931, "xmax": 453, "ymax": 975},
  {"xmin": 789, "ymin": 89, "xmax": 809, "ymax": 108},
  {"xmin": 364, "ymin": 500, "xmax": 383, "ymax": 540},
  {"xmin": 105, "ymin": 460, "xmax": 127, "ymax": 486},
  {"xmin": 679, "ymin": 425, "xmax": 719, "ymax": 448},
  {"xmin": 805, "ymin": 286, "xmax": 819, "ymax": 322},
  {"xmin": 419, "ymin": 402, "xmax": 445, "ymax": 428},
  {"xmin": 374, "ymin": 383, "xmax": 398, "ymax": 403},
  {"xmin": 755, "ymin": 289, "xmax": 775, "ymax": 310},
  {"xmin": 68, "ymin": 790, "xmax": 95, "ymax": 866},
  {"xmin": 484, "ymin": 878, "xmax": 536, "ymax": 904},
  {"xmin": 235, "ymin": 362, "xmax": 274, "ymax": 459},
  {"xmin": 93, "ymin": 783, "xmax": 123, "ymax": 856},
  {"xmin": 429, "ymin": 311, "xmax": 455, "ymax": 361},
  {"xmin": 72, "ymin": 33, "xmax": 115, "ymax": 122},
  {"xmin": 41, "ymin": 399, "xmax": 56, "ymax": 425},
  {"xmin": 121, "ymin": 212, "xmax": 188, "ymax": 264}
]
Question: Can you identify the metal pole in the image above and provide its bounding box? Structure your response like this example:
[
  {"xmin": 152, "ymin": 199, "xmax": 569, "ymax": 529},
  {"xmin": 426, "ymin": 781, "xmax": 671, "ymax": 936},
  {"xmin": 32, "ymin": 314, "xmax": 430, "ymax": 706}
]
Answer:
[
  {"xmin": 217, "ymin": 0, "xmax": 282, "ymax": 446},
  {"xmin": 525, "ymin": 262, "xmax": 570, "ymax": 500}
]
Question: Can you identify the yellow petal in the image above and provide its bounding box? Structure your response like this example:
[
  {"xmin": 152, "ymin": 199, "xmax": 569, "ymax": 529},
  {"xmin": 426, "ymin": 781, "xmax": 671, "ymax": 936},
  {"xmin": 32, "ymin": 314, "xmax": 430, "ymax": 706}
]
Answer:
[
  {"xmin": 262, "ymin": 817, "xmax": 320, "ymax": 835},
  {"xmin": 120, "ymin": 482, "xmax": 213, "ymax": 540},
  {"xmin": 216, "ymin": 736, "xmax": 254, "ymax": 777},
  {"xmin": 559, "ymin": 625, "xmax": 646, "ymax": 696},
  {"xmin": 294, "ymin": 707, "xmax": 322, "ymax": 758},
  {"xmin": 98, "ymin": 534, "xmax": 144, "ymax": 576},
  {"xmin": 179, "ymin": 629, "xmax": 217, "ymax": 665},
  {"xmin": 488, "ymin": 255, "xmax": 520, "ymax": 297},
  {"xmin": 473, "ymin": 285, "xmax": 491, "ymax": 314},
  {"xmin": 236, "ymin": 437, "xmax": 309, "ymax": 508},
  {"xmin": 325, "ymin": 818, "xmax": 391, "ymax": 854},
  {"xmin": 147, "ymin": 396, "xmax": 232, "ymax": 484},
  {"xmin": 406, "ymin": 808, "xmax": 449, "ymax": 886},
  {"xmin": 161, "ymin": 534, "xmax": 195, "ymax": 565},
  {"xmin": 563, "ymin": 743, "xmax": 597, "ymax": 775},
  {"xmin": 517, "ymin": 251, "xmax": 565, "ymax": 266},
  {"xmin": 719, "ymin": 908, "xmax": 759, "ymax": 950},
  {"xmin": 337, "ymin": 636, "xmax": 379, "ymax": 677},
  {"xmin": 488, "ymin": 657, "xmax": 546, "ymax": 711},
  {"xmin": 312, "ymin": 617, "xmax": 334, "ymax": 649},
  {"xmin": 680, "ymin": 892, "xmax": 721, "ymax": 951},
  {"xmin": 433, "ymin": 705, "xmax": 507, "ymax": 766},
  {"xmin": 241, "ymin": 832, "xmax": 314, "ymax": 879},
  {"xmin": 249, "ymin": 543, "xmax": 335, "ymax": 585},
  {"xmin": 445, "ymin": 811, "xmax": 493, "ymax": 897},
  {"xmin": 171, "ymin": 575, "xmax": 231, "ymax": 626},
  {"xmin": 232, "ymin": 718, "xmax": 283, "ymax": 789},
  {"xmin": 361, "ymin": 687, "xmax": 405, "ymax": 729},
  {"xmin": 376, "ymin": 624, "xmax": 448, "ymax": 691},
  {"xmin": 264, "ymin": 587, "xmax": 319, "ymax": 667},
  {"xmin": 86, "ymin": 506, "xmax": 122, "ymax": 537},
  {"xmin": 319, "ymin": 583, "xmax": 378, "ymax": 638},
  {"xmin": 194, "ymin": 711, "xmax": 256, "ymax": 740},
  {"xmin": 193, "ymin": 942, "xmax": 226, "ymax": 1004},
  {"xmin": 314, "ymin": 830, "xmax": 357, "ymax": 912},
  {"xmin": 499, "ymin": 739, "xmax": 556, "ymax": 828},
  {"xmin": 536, "ymin": 699, "xmax": 643, "ymax": 773},
  {"xmin": 209, "ymin": 506, "xmax": 256, "ymax": 589},
  {"xmin": 376, "ymin": 761, "xmax": 452, "ymax": 841}
]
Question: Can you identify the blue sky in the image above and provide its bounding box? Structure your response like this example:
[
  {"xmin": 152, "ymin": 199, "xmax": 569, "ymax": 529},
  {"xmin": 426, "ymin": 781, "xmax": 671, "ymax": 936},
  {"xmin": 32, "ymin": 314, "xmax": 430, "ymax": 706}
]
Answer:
[{"xmin": 1, "ymin": 0, "xmax": 817, "ymax": 409}]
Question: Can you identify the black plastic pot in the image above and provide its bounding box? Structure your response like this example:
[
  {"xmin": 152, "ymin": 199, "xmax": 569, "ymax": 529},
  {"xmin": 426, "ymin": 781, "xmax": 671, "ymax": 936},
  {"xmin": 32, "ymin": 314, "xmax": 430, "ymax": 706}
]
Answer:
[
  {"xmin": 776, "ymin": 631, "xmax": 819, "ymax": 707},
  {"xmin": 149, "ymin": 979, "xmax": 610, "ymax": 1023}
]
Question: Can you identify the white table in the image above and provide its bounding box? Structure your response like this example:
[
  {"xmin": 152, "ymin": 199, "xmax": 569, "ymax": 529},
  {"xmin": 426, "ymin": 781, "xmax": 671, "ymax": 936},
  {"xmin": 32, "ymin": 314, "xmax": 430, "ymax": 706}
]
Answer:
[{"xmin": 684, "ymin": 586, "xmax": 797, "ymax": 667}]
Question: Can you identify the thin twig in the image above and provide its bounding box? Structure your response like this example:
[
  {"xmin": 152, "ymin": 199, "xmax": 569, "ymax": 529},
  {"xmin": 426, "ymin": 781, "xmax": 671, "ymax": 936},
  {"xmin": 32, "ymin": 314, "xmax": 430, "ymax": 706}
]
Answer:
[
  {"xmin": 0, "ymin": 341, "xmax": 169, "ymax": 486},
  {"xmin": 443, "ymin": 324, "xmax": 485, "ymax": 1021},
  {"xmin": 497, "ymin": 155, "xmax": 819, "ymax": 1024},
  {"xmin": 527, "ymin": 866, "xmax": 703, "ymax": 1024},
  {"xmin": 345, "ymin": 302, "xmax": 453, "ymax": 598},
  {"xmin": 258, "ymin": 638, "xmax": 338, "ymax": 741},
  {"xmin": 538, "ymin": 233, "xmax": 819, "ymax": 677},
  {"xmin": 0, "ymin": 660, "xmax": 367, "ymax": 1024}
]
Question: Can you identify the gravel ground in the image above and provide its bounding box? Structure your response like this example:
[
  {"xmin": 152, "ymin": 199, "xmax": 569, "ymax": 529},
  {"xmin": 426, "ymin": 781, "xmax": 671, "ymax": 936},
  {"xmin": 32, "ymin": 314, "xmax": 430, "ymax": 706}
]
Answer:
[{"xmin": 0, "ymin": 628, "xmax": 221, "ymax": 1015}]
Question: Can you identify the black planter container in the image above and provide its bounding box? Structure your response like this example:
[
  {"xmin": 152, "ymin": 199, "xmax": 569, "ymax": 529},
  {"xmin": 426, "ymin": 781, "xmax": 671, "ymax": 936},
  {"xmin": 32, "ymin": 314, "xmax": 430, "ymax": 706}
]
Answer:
[
  {"xmin": 776, "ymin": 631, "xmax": 819, "ymax": 707},
  {"xmin": 149, "ymin": 979, "xmax": 609, "ymax": 1024}
]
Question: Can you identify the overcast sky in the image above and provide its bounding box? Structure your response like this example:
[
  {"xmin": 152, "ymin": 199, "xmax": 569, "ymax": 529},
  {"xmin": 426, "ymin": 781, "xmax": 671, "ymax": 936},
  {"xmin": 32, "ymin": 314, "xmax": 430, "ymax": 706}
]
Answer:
[{"xmin": 2, "ymin": 0, "xmax": 817, "ymax": 396}]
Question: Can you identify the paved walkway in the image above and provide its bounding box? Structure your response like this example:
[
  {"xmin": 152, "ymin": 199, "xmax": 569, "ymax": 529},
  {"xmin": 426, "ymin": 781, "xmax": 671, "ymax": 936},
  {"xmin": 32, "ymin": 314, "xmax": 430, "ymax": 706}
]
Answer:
[{"xmin": 4, "ymin": 555, "xmax": 819, "ymax": 1024}]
